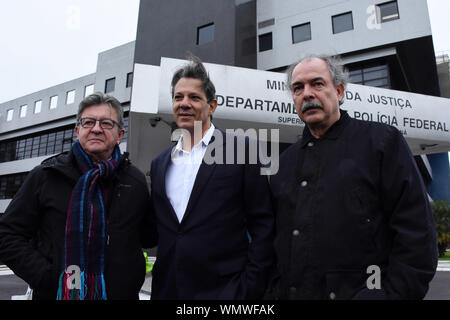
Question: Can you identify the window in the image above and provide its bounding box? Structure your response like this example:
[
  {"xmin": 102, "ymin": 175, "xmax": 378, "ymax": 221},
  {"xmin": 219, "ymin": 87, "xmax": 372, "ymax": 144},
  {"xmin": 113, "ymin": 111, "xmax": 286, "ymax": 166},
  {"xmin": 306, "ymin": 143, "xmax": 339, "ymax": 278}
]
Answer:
[
  {"xmin": 0, "ymin": 173, "xmax": 28, "ymax": 200},
  {"xmin": 84, "ymin": 84, "xmax": 94, "ymax": 97},
  {"xmin": 49, "ymin": 95, "xmax": 58, "ymax": 109},
  {"xmin": 332, "ymin": 12, "xmax": 353, "ymax": 34},
  {"xmin": 0, "ymin": 124, "xmax": 79, "ymax": 163},
  {"xmin": 0, "ymin": 114, "xmax": 129, "ymax": 164},
  {"xmin": 258, "ymin": 18, "xmax": 275, "ymax": 29},
  {"xmin": 258, "ymin": 32, "xmax": 272, "ymax": 52},
  {"xmin": 126, "ymin": 72, "xmax": 133, "ymax": 88},
  {"xmin": 105, "ymin": 78, "xmax": 115, "ymax": 93},
  {"xmin": 6, "ymin": 109, "xmax": 14, "ymax": 121},
  {"xmin": 121, "ymin": 112, "xmax": 129, "ymax": 143},
  {"xmin": 66, "ymin": 90, "xmax": 75, "ymax": 105},
  {"xmin": 349, "ymin": 64, "xmax": 390, "ymax": 88},
  {"xmin": 377, "ymin": 1, "xmax": 399, "ymax": 23},
  {"xmin": 34, "ymin": 100, "xmax": 42, "ymax": 114},
  {"xmin": 197, "ymin": 23, "xmax": 214, "ymax": 45},
  {"xmin": 19, "ymin": 105, "xmax": 27, "ymax": 118},
  {"xmin": 292, "ymin": 23, "xmax": 311, "ymax": 44}
]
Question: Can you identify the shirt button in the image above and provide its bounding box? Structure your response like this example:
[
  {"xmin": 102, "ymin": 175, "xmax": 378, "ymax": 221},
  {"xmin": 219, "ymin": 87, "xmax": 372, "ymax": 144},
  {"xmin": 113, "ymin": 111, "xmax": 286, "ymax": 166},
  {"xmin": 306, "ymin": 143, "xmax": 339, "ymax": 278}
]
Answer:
[
  {"xmin": 292, "ymin": 229, "xmax": 300, "ymax": 237},
  {"xmin": 366, "ymin": 218, "xmax": 371, "ymax": 223},
  {"xmin": 307, "ymin": 142, "xmax": 314, "ymax": 147},
  {"xmin": 300, "ymin": 180, "xmax": 308, "ymax": 187},
  {"xmin": 329, "ymin": 292, "xmax": 336, "ymax": 300}
]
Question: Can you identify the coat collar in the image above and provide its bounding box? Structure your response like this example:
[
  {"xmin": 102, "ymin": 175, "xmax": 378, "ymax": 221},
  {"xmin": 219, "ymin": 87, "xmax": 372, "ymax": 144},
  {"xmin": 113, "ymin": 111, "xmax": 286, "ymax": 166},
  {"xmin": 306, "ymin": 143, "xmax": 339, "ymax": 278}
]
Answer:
[
  {"xmin": 300, "ymin": 109, "xmax": 350, "ymax": 148},
  {"xmin": 41, "ymin": 146, "xmax": 129, "ymax": 183}
]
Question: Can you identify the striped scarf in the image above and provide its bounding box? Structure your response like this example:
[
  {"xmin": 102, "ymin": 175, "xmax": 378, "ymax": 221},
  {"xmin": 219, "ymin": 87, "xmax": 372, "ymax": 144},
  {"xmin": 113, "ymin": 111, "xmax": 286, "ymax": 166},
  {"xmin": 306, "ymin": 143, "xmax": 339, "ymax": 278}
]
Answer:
[{"xmin": 56, "ymin": 140, "xmax": 122, "ymax": 300}]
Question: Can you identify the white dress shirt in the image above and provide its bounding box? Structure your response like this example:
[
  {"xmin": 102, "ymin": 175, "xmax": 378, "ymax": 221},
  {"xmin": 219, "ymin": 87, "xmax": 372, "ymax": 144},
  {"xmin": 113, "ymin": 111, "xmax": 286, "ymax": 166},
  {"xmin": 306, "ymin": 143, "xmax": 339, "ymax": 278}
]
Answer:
[{"xmin": 165, "ymin": 123, "xmax": 215, "ymax": 223}]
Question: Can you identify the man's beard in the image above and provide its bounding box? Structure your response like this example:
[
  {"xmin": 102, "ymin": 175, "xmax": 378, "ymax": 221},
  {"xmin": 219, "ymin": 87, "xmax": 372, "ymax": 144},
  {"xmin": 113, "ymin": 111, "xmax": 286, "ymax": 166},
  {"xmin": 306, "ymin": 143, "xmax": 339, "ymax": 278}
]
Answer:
[{"xmin": 301, "ymin": 101, "xmax": 324, "ymax": 114}]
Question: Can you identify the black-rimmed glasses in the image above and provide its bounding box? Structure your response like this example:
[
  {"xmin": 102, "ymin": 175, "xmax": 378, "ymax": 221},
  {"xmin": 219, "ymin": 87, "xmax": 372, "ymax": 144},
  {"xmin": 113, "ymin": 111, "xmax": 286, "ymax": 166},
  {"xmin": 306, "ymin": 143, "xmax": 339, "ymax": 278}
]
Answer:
[{"xmin": 78, "ymin": 117, "xmax": 120, "ymax": 130}]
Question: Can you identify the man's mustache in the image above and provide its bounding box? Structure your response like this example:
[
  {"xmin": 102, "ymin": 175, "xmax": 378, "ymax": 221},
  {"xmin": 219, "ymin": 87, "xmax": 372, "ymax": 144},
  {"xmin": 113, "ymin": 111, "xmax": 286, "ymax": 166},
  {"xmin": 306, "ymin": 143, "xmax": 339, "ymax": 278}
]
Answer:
[{"xmin": 301, "ymin": 101, "xmax": 324, "ymax": 114}]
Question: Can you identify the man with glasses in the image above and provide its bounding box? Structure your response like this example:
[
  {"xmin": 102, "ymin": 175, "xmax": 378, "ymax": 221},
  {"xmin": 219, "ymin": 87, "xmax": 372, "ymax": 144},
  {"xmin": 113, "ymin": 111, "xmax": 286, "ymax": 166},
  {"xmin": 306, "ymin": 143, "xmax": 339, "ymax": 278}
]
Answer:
[{"xmin": 0, "ymin": 92, "xmax": 157, "ymax": 300}]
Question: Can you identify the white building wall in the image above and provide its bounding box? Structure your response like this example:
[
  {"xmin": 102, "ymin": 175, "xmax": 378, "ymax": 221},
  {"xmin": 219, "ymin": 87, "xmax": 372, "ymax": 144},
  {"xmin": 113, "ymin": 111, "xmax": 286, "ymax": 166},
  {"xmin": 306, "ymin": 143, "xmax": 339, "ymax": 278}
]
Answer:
[
  {"xmin": 256, "ymin": 0, "xmax": 432, "ymax": 70},
  {"xmin": 0, "ymin": 41, "xmax": 135, "ymax": 136}
]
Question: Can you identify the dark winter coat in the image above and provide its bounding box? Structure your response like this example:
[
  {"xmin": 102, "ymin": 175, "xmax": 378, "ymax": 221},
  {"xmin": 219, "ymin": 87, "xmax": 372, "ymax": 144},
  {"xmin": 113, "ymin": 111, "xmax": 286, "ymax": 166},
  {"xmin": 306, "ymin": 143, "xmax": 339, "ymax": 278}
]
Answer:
[
  {"xmin": 0, "ymin": 150, "xmax": 157, "ymax": 300},
  {"xmin": 268, "ymin": 110, "xmax": 437, "ymax": 300},
  {"xmin": 150, "ymin": 130, "xmax": 275, "ymax": 300}
]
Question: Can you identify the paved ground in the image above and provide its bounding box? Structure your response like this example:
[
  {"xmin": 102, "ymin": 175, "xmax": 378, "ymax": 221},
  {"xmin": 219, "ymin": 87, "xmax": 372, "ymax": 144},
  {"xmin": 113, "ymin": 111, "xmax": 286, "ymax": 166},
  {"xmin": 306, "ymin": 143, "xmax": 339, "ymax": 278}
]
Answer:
[
  {"xmin": 1, "ymin": 265, "xmax": 449, "ymax": 300},
  {"xmin": 424, "ymin": 271, "xmax": 450, "ymax": 300},
  {"xmin": 0, "ymin": 274, "xmax": 29, "ymax": 300}
]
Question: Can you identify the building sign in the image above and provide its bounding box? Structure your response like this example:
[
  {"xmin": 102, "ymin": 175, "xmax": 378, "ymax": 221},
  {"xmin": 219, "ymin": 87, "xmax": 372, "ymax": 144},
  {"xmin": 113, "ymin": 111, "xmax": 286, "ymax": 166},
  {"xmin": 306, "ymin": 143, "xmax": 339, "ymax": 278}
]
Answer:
[
  {"xmin": 344, "ymin": 85, "xmax": 449, "ymax": 143},
  {"xmin": 131, "ymin": 58, "xmax": 450, "ymax": 153}
]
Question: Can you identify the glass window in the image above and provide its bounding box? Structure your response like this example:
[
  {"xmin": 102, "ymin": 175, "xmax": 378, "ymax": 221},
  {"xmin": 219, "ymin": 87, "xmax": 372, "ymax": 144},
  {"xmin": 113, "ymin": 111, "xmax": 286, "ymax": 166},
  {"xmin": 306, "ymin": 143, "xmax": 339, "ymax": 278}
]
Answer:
[
  {"xmin": 197, "ymin": 23, "xmax": 215, "ymax": 45},
  {"xmin": 5, "ymin": 142, "xmax": 16, "ymax": 162},
  {"xmin": 364, "ymin": 68, "xmax": 389, "ymax": 81},
  {"xmin": 259, "ymin": 32, "xmax": 272, "ymax": 52},
  {"xmin": 349, "ymin": 70, "xmax": 363, "ymax": 83},
  {"xmin": 24, "ymin": 138, "xmax": 32, "ymax": 158},
  {"xmin": 50, "ymin": 95, "xmax": 58, "ymax": 109},
  {"xmin": 332, "ymin": 12, "xmax": 353, "ymax": 34},
  {"xmin": 38, "ymin": 134, "xmax": 48, "ymax": 156},
  {"xmin": 84, "ymin": 84, "xmax": 94, "ymax": 97},
  {"xmin": 105, "ymin": 78, "xmax": 115, "ymax": 93},
  {"xmin": 126, "ymin": 72, "xmax": 133, "ymax": 88},
  {"xmin": 6, "ymin": 109, "xmax": 14, "ymax": 121},
  {"xmin": 292, "ymin": 23, "xmax": 311, "ymax": 44},
  {"xmin": 31, "ymin": 136, "xmax": 40, "ymax": 158},
  {"xmin": 63, "ymin": 128, "xmax": 74, "ymax": 152},
  {"xmin": 55, "ymin": 131, "xmax": 64, "ymax": 154},
  {"xmin": 258, "ymin": 18, "xmax": 275, "ymax": 29},
  {"xmin": 34, "ymin": 100, "xmax": 42, "ymax": 114},
  {"xmin": 122, "ymin": 114, "xmax": 129, "ymax": 143},
  {"xmin": 19, "ymin": 105, "xmax": 27, "ymax": 118},
  {"xmin": 0, "ymin": 178, "xmax": 6, "ymax": 199},
  {"xmin": 348, "ymin": 64, "xmax": 391, "ymax": 88},
  {"xmin": 377, "ymin": 1, "xmax": 399, "ymax": 23},
  {"xmin": 0, "ymin": 125, "xmax": 82, "ymax": 163},
  {"xmin": 46, "ymin": 132, "xmax": 56, "ymax": 154},
  {"xmin": 66, "ymin": 90, "xmax": 76, "ymax": 105},
  {"xmin": 364, "ymin": 78, "xmax": 389, "ymax": 87}
]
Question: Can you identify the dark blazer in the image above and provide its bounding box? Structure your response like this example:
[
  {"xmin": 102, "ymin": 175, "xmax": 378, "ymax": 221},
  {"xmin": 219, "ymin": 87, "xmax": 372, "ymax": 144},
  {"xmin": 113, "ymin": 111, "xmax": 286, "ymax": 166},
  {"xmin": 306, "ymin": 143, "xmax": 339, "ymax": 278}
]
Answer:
[{"xmin": 150, "ymin": 129, "xmax": 274, "ymax": 300}]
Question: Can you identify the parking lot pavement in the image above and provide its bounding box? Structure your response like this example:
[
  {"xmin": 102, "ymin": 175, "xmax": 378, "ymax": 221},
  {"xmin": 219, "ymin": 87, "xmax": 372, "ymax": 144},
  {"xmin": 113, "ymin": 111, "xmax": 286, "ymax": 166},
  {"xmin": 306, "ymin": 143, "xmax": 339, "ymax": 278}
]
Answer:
[
  {"xmin": 1, "ymin": 265, "xmax": 449, "ymax": 300},
  {"xmin": 0, "ymin": 274, "xmax": 28, "ymax": 300},
  {"xmin": 425, "ymin": 271, "xmax": 450, "ymax": 300}
]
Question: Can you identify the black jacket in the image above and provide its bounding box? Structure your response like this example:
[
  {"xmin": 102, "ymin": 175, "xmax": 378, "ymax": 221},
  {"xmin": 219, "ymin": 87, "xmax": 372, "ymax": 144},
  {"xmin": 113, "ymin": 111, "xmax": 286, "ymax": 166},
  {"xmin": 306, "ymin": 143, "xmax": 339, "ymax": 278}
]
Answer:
[
  {"xmin": 150, "ymin": 130, "xmax": 275, "ymax": 299},
  {"xmin": 269, "ymin": 110, "xmax": 437, "ymax": 300},
  {"xmin": 0, "ymin": 150, "xmax": 157, "ymax": 300}
]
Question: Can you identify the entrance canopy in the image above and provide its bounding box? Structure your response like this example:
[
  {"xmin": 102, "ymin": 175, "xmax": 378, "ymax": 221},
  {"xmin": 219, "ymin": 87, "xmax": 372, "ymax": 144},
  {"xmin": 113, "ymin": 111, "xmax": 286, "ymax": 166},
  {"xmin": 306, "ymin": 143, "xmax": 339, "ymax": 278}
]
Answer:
[{"xmin": 131, "ymin": 58, "xmax": 450, "ymax": 155}]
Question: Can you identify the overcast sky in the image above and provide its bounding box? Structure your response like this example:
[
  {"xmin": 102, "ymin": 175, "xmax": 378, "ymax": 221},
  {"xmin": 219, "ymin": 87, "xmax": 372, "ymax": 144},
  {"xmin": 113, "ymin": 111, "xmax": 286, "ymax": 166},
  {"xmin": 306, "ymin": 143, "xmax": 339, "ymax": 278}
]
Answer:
[{"xmin": 0, "ymin": 0, "xmax": 449, "ymax": 104}]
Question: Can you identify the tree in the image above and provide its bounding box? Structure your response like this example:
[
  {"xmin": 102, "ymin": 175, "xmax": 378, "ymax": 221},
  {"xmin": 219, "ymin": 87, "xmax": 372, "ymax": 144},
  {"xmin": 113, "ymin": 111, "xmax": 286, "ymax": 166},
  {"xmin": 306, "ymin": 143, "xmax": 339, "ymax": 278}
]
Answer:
[{"xmin": 431, "ymin": 200, "xmax": 450, "ymax": 257}]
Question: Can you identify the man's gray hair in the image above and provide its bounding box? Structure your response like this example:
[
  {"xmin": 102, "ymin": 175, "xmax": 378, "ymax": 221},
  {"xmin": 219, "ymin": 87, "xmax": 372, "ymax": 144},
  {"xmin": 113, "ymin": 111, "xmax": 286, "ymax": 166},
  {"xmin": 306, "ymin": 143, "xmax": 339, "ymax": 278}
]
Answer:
[
  {"xmin": 171, "ymin": 54, "xmax": 216, "ymax": 103},
  {"xmin": 76, "ymin": 92, "xmax": 124, "ymax": 130},
  {"xmin": 286, "ymin": 54, "xmax": 349, "ymax": 92}
]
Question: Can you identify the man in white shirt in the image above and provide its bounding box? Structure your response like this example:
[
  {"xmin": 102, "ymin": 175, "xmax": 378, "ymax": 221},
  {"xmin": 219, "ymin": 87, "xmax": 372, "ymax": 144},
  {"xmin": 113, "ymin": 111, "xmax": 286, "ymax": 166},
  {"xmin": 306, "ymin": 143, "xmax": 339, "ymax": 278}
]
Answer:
[{"xmin": 150, "ymin": 56, "xmax": 274, "ymax": 300}]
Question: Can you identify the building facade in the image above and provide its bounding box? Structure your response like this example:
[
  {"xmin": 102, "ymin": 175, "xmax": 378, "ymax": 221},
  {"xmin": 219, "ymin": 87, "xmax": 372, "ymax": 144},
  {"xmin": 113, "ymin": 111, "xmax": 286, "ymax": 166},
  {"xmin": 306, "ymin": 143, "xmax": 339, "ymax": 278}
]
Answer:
[
  {"xmin": 0, "ymin": 42, "xmax": 135, "ymax": 213},
  {"xmin": 0, "ymin": 0, "xmax": 449, "ymax": 214}
]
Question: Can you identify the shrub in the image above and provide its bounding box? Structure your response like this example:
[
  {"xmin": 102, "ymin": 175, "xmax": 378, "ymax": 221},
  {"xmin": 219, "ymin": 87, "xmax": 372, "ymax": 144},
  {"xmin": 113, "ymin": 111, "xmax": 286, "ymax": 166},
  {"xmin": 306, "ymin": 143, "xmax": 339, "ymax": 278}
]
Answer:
[{"xmin": 431, "ymin": 200, "xmax": 450, "ymax": 257}]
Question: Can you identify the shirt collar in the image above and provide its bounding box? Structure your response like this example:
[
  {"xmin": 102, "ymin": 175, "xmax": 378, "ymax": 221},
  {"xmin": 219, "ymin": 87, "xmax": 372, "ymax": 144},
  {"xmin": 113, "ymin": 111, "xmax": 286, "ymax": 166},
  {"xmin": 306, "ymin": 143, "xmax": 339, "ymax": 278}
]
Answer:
[
  {"xmin": 174, "ymin": 123, "xmax": 216, "ymax": 153},
  {"xmin": 300, "ymin": 109, "xmax": 350, "ymax": 148}
]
